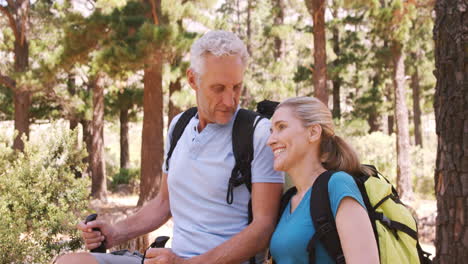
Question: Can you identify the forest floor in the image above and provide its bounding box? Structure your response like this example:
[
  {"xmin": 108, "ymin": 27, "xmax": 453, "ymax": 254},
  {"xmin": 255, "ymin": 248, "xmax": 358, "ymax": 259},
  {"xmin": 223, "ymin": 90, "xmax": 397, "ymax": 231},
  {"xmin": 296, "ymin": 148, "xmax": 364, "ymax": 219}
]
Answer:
[{"xmin": 90, "ymin": 189, "xmax": 437, "ymax": 259}]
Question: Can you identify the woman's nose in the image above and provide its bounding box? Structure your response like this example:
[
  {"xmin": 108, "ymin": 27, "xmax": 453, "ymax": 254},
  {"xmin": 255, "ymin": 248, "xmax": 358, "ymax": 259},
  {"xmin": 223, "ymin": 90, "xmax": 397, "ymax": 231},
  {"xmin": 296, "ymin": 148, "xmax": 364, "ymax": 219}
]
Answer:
[{"xmin": 267, "ymin": 133, "xmax": 276, "ymax": 148}]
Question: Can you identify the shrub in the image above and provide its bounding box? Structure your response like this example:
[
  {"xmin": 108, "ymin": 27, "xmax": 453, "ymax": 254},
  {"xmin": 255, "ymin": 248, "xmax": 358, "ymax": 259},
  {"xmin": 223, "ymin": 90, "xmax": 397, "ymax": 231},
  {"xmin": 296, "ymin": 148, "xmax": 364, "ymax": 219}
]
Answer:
[
  {"xmin": 338, "ymin": 130, "xmax": 436, "ymax": 199},
  {"xmin": 0, "ymin": 124, "xmax": 90, "ymax": 263},
  {"xmin": 110, "ymin": 167, "xmax": 140, "ymax": 190}
]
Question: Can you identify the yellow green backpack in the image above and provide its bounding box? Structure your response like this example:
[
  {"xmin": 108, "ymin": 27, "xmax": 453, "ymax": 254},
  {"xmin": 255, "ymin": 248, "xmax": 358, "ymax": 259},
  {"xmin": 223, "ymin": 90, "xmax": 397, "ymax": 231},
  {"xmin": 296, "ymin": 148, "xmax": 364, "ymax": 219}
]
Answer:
[{"xmin": 276, "ymin": 167, "xmax": 432, "ymax": 264}]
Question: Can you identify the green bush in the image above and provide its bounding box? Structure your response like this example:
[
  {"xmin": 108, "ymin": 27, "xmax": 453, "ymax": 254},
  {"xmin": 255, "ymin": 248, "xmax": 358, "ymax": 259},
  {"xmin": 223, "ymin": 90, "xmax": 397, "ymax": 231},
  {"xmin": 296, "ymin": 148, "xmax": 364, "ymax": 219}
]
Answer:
[
  {"xmin": 339, "ymin": 131, "xmax": 436, "ymax": 199},
  {"xmin": 0, "ymin": 124, "xmax": 90, "ymax": 263},
  {"xmin": 110, "ymin": 167, "xmax": 140, "ymax": 189}
]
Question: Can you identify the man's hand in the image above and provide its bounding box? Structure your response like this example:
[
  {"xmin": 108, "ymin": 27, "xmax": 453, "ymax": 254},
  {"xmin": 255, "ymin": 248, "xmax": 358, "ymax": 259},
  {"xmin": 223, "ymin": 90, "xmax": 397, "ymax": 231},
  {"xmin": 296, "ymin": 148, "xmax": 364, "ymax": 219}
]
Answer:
[
  {"xmin": 144, "ymin": 248, "xmax": 188, "ymax": 264},
  {"xmin": 76, "ymin": 219, "xmax": 119, "ymax": 250}
]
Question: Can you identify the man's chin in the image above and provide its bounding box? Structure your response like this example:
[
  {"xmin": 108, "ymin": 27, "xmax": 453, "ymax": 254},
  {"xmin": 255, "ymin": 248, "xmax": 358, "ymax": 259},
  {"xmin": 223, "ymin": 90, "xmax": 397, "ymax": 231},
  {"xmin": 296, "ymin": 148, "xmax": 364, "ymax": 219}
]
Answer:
[{"xmin": 216, "ymin": 112, "xmax": 234, "ymax": 124}]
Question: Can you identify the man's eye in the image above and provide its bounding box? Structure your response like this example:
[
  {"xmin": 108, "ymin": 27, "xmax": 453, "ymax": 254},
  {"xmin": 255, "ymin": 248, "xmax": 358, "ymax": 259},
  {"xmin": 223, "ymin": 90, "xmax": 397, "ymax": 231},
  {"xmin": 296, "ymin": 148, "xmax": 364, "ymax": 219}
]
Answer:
[{"xmin": 278, "ymin": 124, "xmax": 286, "ymax": 130}]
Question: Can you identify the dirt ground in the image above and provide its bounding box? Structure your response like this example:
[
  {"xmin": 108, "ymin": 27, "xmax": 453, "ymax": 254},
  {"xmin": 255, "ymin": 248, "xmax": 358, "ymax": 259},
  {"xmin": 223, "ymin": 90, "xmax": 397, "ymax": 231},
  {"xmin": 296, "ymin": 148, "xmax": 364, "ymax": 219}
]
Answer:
[{"xmin": 90, "ymin": 192, "xmax": 436, "ymax": 259}]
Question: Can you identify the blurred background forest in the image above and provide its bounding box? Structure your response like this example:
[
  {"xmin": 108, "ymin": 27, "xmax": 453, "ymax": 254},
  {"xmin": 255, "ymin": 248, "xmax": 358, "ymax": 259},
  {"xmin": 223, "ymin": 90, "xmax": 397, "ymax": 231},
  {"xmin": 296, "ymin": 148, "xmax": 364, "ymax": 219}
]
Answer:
[{"xmin": 1, "ymin": 0, "xmax": 465, "ymax": 263}]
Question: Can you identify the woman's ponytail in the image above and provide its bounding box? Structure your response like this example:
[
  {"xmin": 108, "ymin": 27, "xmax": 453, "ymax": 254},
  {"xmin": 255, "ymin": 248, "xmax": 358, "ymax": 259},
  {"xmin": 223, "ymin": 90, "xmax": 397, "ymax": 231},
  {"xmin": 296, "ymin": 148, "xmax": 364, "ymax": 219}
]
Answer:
[{"xmin": 320, "ymin": 134, "xmax": 362, "ymax": 177}]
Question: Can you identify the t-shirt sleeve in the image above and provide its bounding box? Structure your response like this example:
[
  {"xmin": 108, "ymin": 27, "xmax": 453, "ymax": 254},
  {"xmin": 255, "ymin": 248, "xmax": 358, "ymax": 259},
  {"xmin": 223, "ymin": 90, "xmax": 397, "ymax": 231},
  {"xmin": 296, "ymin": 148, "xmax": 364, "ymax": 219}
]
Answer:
[
  {"xmin": 251, "ymin": 118, "xmax": 284, "ymax": 183},
  {"xmin": 162, "ymin": 112, "xmax": 184, "ymax": 174},
  {"xmin": 328, "ymin": 171, "xmax": 366, "ymax": 218}
]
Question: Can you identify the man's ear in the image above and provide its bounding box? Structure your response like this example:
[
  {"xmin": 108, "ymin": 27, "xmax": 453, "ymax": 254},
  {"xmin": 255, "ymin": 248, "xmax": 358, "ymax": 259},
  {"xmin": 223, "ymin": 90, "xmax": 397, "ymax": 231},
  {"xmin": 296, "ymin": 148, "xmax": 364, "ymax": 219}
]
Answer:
[
  {"xmin": 187, "ymin": 68, "xmax": 198, "ymax": 91},
  {"xmin": 308, "ymin": 124, "xmax": 322, "ymax": 143}
]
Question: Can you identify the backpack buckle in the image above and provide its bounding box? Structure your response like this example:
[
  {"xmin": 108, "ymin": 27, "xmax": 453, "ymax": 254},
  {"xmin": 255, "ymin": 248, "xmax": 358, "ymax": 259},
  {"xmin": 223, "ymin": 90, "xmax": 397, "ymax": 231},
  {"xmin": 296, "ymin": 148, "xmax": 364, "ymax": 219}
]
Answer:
[{"xmin": 381, "ymin": 214, "xmax": 392, "ymax": 226}]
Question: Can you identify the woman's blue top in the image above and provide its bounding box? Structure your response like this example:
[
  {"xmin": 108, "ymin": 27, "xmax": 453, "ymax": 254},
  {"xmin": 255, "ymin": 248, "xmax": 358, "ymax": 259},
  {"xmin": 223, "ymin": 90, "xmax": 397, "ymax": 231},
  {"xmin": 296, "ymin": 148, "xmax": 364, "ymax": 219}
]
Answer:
[{"xmin": 270, "ymin": 171, "xmax": 366, "ymax": 264}]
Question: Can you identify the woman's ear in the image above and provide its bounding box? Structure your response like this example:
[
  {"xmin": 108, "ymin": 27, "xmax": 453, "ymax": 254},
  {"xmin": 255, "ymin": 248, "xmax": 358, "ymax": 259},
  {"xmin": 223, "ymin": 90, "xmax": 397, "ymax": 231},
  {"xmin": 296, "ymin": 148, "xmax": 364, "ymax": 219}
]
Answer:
[{"xmin": 308, "ymin": 124, "xmax": 322, "ymax": 143}]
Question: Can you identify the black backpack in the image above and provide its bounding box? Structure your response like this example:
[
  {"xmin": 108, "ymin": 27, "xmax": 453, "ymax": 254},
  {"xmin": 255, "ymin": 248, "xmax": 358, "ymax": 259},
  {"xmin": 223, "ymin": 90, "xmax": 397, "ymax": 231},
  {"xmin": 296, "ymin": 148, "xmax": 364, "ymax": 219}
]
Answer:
[
  {"xmin": 274, "ymin": 168, "xmax": 432, "ymax": 264},
  {"xmin": 165, "ymin": 100, "xmax": 279, "ymax": 264}
]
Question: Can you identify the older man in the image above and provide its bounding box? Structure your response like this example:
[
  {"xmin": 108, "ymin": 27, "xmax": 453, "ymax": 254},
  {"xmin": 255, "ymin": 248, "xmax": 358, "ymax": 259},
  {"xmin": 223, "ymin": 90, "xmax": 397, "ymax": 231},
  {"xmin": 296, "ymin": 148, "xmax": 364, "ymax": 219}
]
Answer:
[{"xmin": 57, "ymin": 30, "xmax": 283, "ymax": 264}]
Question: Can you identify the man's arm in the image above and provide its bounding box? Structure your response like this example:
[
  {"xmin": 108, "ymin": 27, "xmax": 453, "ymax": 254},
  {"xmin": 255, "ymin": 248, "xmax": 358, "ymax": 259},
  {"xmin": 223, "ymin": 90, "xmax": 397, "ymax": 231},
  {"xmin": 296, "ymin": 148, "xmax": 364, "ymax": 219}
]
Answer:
[
  {"xmin": 81, "ymin": 172, "xmax": 171, "ymax": 249},
  {"xmin": 188, "ymin": 182, "xmax": 283, "ymax": 264}
]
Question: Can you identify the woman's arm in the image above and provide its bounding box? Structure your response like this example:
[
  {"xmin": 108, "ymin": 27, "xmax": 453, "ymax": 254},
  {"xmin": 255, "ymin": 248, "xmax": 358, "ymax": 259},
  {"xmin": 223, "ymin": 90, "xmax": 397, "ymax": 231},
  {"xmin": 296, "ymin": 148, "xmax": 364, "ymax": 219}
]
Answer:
[{"xmin": 335, "ymin": 197, "xmax": 379, "ymax": 264}]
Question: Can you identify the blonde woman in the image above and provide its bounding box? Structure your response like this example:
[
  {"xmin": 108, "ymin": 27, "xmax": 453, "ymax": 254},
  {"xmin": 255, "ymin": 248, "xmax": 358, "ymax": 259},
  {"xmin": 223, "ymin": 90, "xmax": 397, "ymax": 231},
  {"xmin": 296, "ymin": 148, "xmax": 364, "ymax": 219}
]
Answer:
[{"xmin": 267, "ymin": 97, "xmax": 379, "ymax": 264}]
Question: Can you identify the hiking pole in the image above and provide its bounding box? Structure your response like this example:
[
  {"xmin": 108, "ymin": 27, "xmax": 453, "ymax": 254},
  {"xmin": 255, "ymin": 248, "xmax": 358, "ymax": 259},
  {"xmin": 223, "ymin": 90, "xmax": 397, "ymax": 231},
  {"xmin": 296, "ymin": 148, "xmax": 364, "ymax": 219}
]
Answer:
[
  {"xmin": 85, "ymin": 214, "xmax": 107, "ymax": 253},
  {"xmin": 141, "ymin": 236, "xmax": 170, "ymax": 264}
]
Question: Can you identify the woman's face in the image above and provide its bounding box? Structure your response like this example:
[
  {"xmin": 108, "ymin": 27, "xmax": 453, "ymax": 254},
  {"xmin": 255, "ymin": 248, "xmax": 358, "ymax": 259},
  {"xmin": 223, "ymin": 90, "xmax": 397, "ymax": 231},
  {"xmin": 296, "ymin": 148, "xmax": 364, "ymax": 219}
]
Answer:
[{"xmin": 267, "ymin": 107, "xmax": 313, "ymax": 172}]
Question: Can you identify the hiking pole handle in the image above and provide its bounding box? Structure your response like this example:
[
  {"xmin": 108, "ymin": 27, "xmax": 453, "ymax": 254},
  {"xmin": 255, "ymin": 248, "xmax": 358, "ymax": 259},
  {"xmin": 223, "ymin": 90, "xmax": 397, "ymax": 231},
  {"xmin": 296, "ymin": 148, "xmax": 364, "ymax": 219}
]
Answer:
[
  {"xmin": 85, "ymin": 214, "xmax": 107, "ymax": 253},
  {"xmin": 150, "ymin": 236, "xmax": 170, "ymax": 248},
  {"xmin": 141, "ymin": 236, "xmax": 170, "ymax": 264}
]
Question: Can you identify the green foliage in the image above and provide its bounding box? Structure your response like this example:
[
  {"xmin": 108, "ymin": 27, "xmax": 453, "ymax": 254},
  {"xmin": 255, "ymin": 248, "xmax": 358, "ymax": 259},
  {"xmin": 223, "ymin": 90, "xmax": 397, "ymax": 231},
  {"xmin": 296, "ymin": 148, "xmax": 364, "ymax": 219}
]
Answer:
[
  {"xmin": 105, "ymin": 85, "xmax": 144, "ymax": 121},
  {"xmin": 0, "ymin": 124, "xmax": 90, "ymax": 263},
  {"xmin": 0, "ymin": 84, "xmax": 13, "ymax": 120},
  {"xmin": 339, "ymin": 131, "xmax": 435, "ymax": 199},
  {"xmin": 111, "ymin": 168, "xmax": 140, "ymax": 189}
]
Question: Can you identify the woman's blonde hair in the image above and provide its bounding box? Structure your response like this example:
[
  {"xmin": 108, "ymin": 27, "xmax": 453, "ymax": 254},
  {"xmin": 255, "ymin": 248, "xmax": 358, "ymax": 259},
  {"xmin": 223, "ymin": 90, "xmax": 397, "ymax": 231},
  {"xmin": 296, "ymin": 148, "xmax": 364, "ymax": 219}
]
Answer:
[{"xmin": 277, "ymin": 96, "xmax": 369, "ymax": 176}]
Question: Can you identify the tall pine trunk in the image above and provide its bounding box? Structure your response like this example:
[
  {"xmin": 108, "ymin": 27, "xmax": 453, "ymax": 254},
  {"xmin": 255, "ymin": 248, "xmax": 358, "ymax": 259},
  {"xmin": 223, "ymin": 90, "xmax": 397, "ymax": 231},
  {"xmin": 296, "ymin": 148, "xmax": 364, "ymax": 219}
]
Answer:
[
  {"xmin": 331, "ymin": 21, "xmax": 341, "ymax": 119},
  {"xmin": 12, "ymin": 25, "xmax": 30, "ymax": 151},
  {"xmin": 81, "ymin": 119, "xmax": 93, "ymax": 176},
  {"xmin": 410, "ymin": 62, "xmax": 423, "ymax": 147},
  {"xmin": 433, "ymin": 1, "xmax": 468, "ymax": 263},
  {"xmin": 168, "ymin": 77, "xmax": 182, "ymax": 125},
  {"xmin": 139, "ymin": 50, "xmax": 164, "ymax": 206},
  {"xmin": 392, "ymin": 42, "xmax": 413, "ymax": 202},
  {"xmin": 385, "ymin": 83, "xmax": 395, "ymax": 135},
  {"xmin": 91, "ymin": 75, "xmax": 107, "ymax": 200},
  {"xmin": 273, "ymin": 0, "xmax": 284, "ymax": 60},
  {"xmin": 13, "ymin": 89, "xmax": 30, "ymax": 151},
  {"xmin": 306, "ymin": 0, "xmax": 328, "ymax": 105},
  {"xmin": 120, "ymin": 106, "xmax": 130, "ymax": 169}
]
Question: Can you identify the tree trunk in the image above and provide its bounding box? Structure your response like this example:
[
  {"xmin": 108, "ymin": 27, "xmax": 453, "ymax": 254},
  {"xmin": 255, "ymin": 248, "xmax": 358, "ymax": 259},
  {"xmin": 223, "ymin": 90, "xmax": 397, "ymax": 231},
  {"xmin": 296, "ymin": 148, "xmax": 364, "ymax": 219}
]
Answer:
[
  {"xmin": 138, "ymin": 50, "xmax": 164, "ymax": 206},
  {"xmin": 385, "ymin": 83, "xmax": 395, "ymax": 135},
  {"xmin": 67, "ymin": 74, "xmax": 79, "ymax": 131},
  {"xmin": 240, "ymin": 0, "xmax": 253, "ymax": 108},
  {"xmin": 120, "ymin": 106, "xmax": 130, "ymax": 169},
  {"xmin": 13, "ymin": 90, "xmax": 30, "ymax": 151},
  {"xmin": 392, "ymin": 42, "xmax": 413, "ymax": 202},
  {"xmin": 368, "ymin": 111, "xmax": 381, "ymax": 133},
  {"xmin": 306, "ymin": 0, "xmax": 328, "ymax": 105},
  {"xmin": 331, "ymin": 20, "xmax": 341, "ymax": 119},
  {"xmin": 168, "ymin": 78, "xmax": 182, "ymax": 125},
  {"xmin": 367, "ymin": 75, "xmax": 382, "ymax": 133},
  {"xmin": 246, "ymin": 0, "xmax": 253, "ymax": 56},
  {"xmin": 12, "ymin": 19, "xmax": 30, "ymax": 151},
  {"xmin": 91, "ymin": 75, "xmax": 107, "ymax": 200},
  {"xmin": 411, "ymin": 64, "xmax": 423, "ymax": 147},
  {"xmin": 433, "ymin": 1, "xmax": 468, "ymax": 263},
  {"xmin": 81, "ymin": 119, "xmax": 93, "ymax": 176},
  {"xmin": 273, "ymin": 0, "xmax": 284, "ymax": 60}
]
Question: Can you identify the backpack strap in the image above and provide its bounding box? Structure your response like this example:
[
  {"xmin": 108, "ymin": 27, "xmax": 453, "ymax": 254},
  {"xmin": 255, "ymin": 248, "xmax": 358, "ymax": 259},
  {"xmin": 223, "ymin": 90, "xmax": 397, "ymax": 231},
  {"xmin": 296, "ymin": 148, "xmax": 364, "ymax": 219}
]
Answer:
[
  {"xmin": 229, "ymin": 109, "xmax": 263, "ymax": 264},
  {"xmin": 226, "ymin": 109, "xmax": 263, "ymax": 205},
  {"xmin": 165, "ymin": 107, "xmax": 198, "ymax": 171},
  {"xmin": 308, "ymin": 171, "xmax": 346, "ymax": 264}
]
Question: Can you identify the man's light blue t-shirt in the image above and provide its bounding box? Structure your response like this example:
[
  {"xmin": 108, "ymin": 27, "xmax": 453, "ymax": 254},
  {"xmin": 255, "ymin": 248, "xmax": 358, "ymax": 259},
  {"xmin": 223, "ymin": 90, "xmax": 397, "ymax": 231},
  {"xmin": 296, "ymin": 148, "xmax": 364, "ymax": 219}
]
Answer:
[
  {"xmin": 163, "ymin": 108, "xmax": 284, "ymax": 262},
  {"xmin": 269, "ymin": 171, "xmax": 365, "ymax": 264}
]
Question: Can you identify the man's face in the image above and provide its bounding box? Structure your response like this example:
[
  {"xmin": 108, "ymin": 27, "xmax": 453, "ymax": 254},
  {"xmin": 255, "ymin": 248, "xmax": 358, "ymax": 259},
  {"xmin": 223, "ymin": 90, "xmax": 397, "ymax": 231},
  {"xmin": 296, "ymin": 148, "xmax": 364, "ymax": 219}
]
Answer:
[{"xmin": 188, "ymin": 54, "xmax": 245, "ymax": 128}]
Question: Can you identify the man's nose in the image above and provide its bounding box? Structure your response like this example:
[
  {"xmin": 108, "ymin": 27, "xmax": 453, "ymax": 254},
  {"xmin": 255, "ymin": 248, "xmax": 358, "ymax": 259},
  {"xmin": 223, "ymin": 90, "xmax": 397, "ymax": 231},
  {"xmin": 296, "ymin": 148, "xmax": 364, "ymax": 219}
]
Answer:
[{"xmin": 222, "ymin": 91, "xmax": 235, "ymax": 108}]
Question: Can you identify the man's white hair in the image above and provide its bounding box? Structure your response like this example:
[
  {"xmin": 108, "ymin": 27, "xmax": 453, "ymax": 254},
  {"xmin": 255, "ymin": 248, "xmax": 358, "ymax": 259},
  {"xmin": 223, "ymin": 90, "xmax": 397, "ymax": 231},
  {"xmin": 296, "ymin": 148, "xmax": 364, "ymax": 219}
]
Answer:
[{"xmin": 189, "ymin": 30, "xmax": 249, "ymax": 76}]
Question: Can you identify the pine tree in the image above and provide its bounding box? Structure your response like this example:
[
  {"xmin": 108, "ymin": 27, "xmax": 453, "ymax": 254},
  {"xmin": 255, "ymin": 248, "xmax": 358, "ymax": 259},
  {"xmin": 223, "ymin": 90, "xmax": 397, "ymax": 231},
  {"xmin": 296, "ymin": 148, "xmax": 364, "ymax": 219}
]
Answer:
[
  {"xmin": 433, "ymin": 0, "xmax": 468, "ymax": 262},
  {"xmin": 1, "ymin": 0, "xmax": 33, "ymax": 151},
  {"xmin": 305, "ymin": 0, "xmax": 328, "ymax": 104}
]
